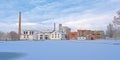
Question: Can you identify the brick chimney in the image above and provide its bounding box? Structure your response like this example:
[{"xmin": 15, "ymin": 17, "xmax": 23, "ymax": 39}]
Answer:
[{"xmin": 18, "ymin": 12, "xmax": 21, "ymax": 40}]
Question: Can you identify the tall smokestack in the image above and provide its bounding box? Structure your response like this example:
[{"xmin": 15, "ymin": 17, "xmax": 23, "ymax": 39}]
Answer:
[{"xmin": 18, "ymin": 12, "xmax": 21, "ymax": 40}]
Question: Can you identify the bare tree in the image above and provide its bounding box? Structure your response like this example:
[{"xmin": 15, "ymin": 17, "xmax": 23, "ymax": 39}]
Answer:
[
  {"xmin": 106, "ymin": 24, "xmax": 114, "ymax": 38},
  {"xmin": 8, "ymin": 31, "xmax": 18, "ymax": 40},
  {"xmin": 0, "ymin": 31, "xmax": 6, "ymax": 40},
  {"xmin": 106, "ymin": 10, "xmax": 120, "ymax": 39}
]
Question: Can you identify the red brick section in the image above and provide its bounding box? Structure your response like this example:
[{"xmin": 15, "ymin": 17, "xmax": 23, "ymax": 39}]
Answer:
[
  {"xmin": 77, "ymin": 30, "xmax": 104, "ymax": 40},
  {"xmin": 68, "ymin": 32, "xmax": 78, "ymax": 40},
  {"xmin": 77, "ymin": 30, "xmax": 91, "ymax": 37}
]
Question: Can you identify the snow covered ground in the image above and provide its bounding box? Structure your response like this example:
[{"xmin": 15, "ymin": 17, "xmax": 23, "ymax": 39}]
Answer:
[{"xmin": 0, "ymin": 40, "xmax": 120, "ymax": 60}]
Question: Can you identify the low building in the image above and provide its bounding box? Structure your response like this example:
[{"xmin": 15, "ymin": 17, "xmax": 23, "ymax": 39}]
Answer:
[
  {"xmin": 77, "ymin": 30, "xmax": 91, "ymax": 40},
  {"xmin": 49, "ymin": 31, "xmax": 65, "ymax": 40},
  {"xmin": 86, "ymin": 31, "xmax": 104, "ymax": 40},
  {"xmin": 95, "ymin": 31, "xmax": 105, "ymax": 39},
  {"xmin": 37, "ymin": 30, "xmax": 51, "ymax": 40},
  {"xmin": 77, "ymin": 30, "xmax": 104, "ymax": 40},
  {"xmin": 21, "ymin": 30, "xmax": 37, "ymax": 40},
  {"xmin": 49, "ymin": 31, "xmax": 62, "ymax": 40},
  {"xmin": 37, "ymin": 32, "xmax": 50, "ymax": 40},
  {"xmin": 68, "ymin": 32, "xmax": 78, "ymax": 40}
]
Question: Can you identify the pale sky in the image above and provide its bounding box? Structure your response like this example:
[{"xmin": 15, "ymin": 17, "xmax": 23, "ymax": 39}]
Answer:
[{"xmin": 0, "ymin": 0, "xmax": 120, "ymax": 32}]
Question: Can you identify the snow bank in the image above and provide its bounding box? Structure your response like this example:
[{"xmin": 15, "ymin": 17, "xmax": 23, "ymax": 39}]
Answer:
[{"xmin": 0, "ymin": 40, "xmax": 120, "ymax": 60}]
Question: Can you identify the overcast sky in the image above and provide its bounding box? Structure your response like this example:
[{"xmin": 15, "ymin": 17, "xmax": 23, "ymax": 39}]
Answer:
[{"xmin": 0, "ymin": 0, "xmax": 120, "ymax": 32}]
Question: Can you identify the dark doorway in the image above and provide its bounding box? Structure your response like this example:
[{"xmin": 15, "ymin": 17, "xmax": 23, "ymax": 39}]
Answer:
[
  {"xmin": 45, "ymin": 37, "xmax": 48, "ymax": 40},
  {"xmin": 45, "ymin": 35, "xmax": 48, "ymax": 40},
  {"xmin": 91, "ymin": 37, "xmax": 94, "ymax": 40}
]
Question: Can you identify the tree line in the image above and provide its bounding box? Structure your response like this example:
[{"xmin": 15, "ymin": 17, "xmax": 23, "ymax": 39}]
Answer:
[
  {"xmin": 106, "ymin": 10, "xmax": 120, "ymax": 39},
  {"xmin": 0, "ymin": 31, "xmax": 18, "ymax": 41}
]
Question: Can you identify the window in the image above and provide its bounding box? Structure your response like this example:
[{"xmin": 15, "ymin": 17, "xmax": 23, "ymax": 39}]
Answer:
[
  {"xmin": 24, "ymin": 35, "xmax": 25, "ymax": 38},
  {"xmin": 32, "ymin": 31, "xmax": 34, "ymax": 35},
  {"xmin": 40, "ymin": 35, "xmax": 43, "ymax": 40},
  {"xmin": 27, "ymin": 35, "xmax": 29, "ymax": 38},
  {"xmin": 58, "ymin": 34, "xmax": 59, "ymax": 38},
  {"xmin": 29, "ymin": 31, "xmax": 31, "ymax": 35},
  {"xmin": 97, "ymin": 34, "xmax": 100, "ymax": 35},
  {"xmin": 45, "ymin": 35, "xmax": 48, "ymax": 40},
  {"xmin": 78, "ymin": 33, "xmax": 80, "ymax": 36},
  {"xmin": 72, "ymin": 34, "xmax": 75, "ymax": 36},
  {"xmin": 52, "ymin": 34, "xmax": 54, "ymax": 38},
  {"xmin": 24, "ymin": 31, "xmax": 26, "ymax": 34},
  {"xmin": 40, "ymin": 37, "xmax": 43, "ymax": 40},
  {"xmin": 55, "ymin": 34, "xmax": 57, "ymax": 38}
]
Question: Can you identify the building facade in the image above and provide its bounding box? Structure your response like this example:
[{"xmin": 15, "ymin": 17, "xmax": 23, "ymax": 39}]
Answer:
[
  {"xmin": 21, "ymin": 30, "xmax": 37, "ymax": 40},
  {"xmin": 77, "ymin": 30, "xmax": 104, "ymax": 40},
  {"xmin": 68, "ymin": 32, "xmax": 78, "ymax": 40},
  {"xmin": 49, "ymin": 31, "xmax": 62, "ymax": 40},
  {"xmin": 77, "ymin": 30, "xmax": 91, "ymax": 40},
  {"xmin": 86, "ymin": 31, "xmax": 104, "ymax": 40},
  {"xmin": 59, "ymin": 24, "xmax": 71, "ymax": 39},
  {"xmin": 37, "ymin": 30, "xmax": 51, "ymax": 40}
]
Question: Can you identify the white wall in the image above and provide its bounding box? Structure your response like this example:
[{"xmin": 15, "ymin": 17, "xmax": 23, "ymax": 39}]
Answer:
[{"xmin": 50, "ymin": 32, "xmax": 62, "ymax": 40}]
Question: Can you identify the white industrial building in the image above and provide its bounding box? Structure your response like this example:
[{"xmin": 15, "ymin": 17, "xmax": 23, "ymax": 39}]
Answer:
[
  {"xmin": 20, "ymin": 30, "xmax": 37, "ymax": 40},
  {"xmin": 49, "ymin": 31, "xmax": 62, "ymax": 40},
  {"xmin": 37, "ymin": 30, "xmax": 52, "ymax": 40},
  {"xmin": 20, "ymin": 24, "xmax": 68, "ymax": 40}
]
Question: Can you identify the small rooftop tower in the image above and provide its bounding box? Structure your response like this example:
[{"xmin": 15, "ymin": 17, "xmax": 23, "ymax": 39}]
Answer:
[
  {"xmin": 54, "ymin": 23, "xmax": 56, "ymax": 31},
  {"xmin": 59, "ymin": 24, "xmax": 62, "ymax": 32}
]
